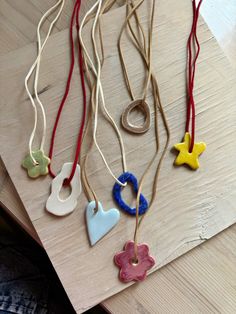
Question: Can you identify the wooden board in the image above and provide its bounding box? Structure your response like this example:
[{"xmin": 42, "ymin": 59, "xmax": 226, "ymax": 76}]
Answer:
[
  {"xmin": 1, "ymin": 0, "xmax": 235, "ymax": 244},
  {"xmin": 0, "ymin": 158, "xmax": 40, "ymax": 243},
  {"xmin": 1, "ymin": 0, "xmax": 236, "ymax": 312},
  {"xmin": 103, "ymin": 224, "xmax": 236, "ymax": 313},
  {"xmin": 1, "ymin": 1, "xmax": 236, "ymax": 313},
  {"xmin": 0, "ymin": 0, "xmax": 92, "ymax": 54}
]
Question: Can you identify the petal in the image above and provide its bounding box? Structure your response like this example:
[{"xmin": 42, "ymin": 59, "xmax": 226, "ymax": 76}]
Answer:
[
  {"xmin": 40, "ymin": 165, "xmax": 49, "ymax": 175},
  {"xmin": 42, "ymin": 155, "xmax": 50, "ymax": 166},
  {"xmin": 136, "ymin": 270, "xmax": 148, "ymax": 281},
  {"xmin": 137, "ymin": 243, "xmax": 149, "ymax": 256},
  {"xmin": 124, "ymin": 240, "xmax": 135, "ymax": 253},
  {"xmin": 141, "ymin": 255, "xmax": 155, "ymax": 271},
  {"xmin": 28, "ymin": 166, "xmax": 40, "ymax": 178},
  {"xmin": 114, "ymin": 251, "xmax": 132, "ymax": 268},
  {"xmin": 119, "ymin": 268, "xmax": 134, "ymax": 283},
  {"xmin": 22, "ymin": 155, "xmax": 34, "ymax": 169},
  {"xmin": 35, "ymin": 150, "xmax": 44, "ymax": 158},
  {"xmin": 119, "ymin": 264, "xmax": 149, "ymax": 282}
]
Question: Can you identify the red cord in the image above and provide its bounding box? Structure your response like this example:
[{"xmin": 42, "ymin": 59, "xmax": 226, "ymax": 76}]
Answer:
[
  {"xmin": 185, "ymin": 0, "xmax": 203, "ymax": 152},
  {"xmin": 48, "ymin": 0, "xmax": 87, "ymax": 185}
]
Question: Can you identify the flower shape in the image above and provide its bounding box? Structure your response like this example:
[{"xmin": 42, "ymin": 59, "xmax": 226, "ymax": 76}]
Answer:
[
  {"xmin": 114, "ymin": 240, "xmax": 155, "ymax": 283},
  {"xmin": 22, "ymin": 149, "xmax": 50, "ymax": 178}
]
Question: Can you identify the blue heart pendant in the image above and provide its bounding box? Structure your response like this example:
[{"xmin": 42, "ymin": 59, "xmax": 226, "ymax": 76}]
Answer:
[{"xmin": 112, "ymin": 172, "xmax": 148, "ymax": 216}]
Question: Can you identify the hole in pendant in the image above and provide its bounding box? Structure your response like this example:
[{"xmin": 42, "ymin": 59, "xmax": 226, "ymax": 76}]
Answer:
[
  {"xmin": 122, "ymin": 182, "xmax": 137, "ymax": 209},
  {"xmin": 59, "ymin": 183, "xmax": 72, "ymax": 201},
  {"xmin": 131, "ymin": 257, "xmax": 139, "ymax": 266},
  {"xmin": 128, "ymin": 104, "xmax": 146, "ymax": 128},
  {"xmin": 93, "ymin": 202, "xmax": 99, "ymax": 215}
]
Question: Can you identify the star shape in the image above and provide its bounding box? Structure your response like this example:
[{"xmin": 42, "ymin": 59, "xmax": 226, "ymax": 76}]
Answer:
[
  {"xmin": 174, "ymin": 132, "xmax": 206, "ymax": 170},
  {"xmin": 22, "ymin": 149, "xmax": 50, "ymax": 178}
]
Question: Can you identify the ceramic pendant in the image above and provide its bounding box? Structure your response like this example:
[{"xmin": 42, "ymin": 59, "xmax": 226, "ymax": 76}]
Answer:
[
  {"xmin": 113, "ymin": 172, "xmax": 148, "ymax": 216},
  {"xmin": 114, "ymin": 240, "xmax": 155, "ymax": 283},
  {"xmin": 174, "ymin": 132, "xmax": 206, "ymax": 170},
  {"xmin": 22, "ymin": 149, "xmax": 50, "ymax": 178},
  {"xmin": 46, "ymin": 162, "xmax": 81, "ymax": 216},
  {"xmin": 121, "ymin": 99, "xmax": 151, "ymax": 134},
  {"xmin": 86, "ymin": 201, "xmax": 120, "ymax": 246}
]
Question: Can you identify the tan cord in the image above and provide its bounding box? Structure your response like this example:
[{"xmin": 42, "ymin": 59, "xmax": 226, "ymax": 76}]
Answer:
[
  {"xmin": 80, "ymin": 0, "xmax": 170, "ymax": 233},
  {"xmin": 80, "ymin": 0, "xmax": 124, "ymax": 211},
  {"xmin": 125, "ymin": 0, "xmax": 170, "ymax": 260}
]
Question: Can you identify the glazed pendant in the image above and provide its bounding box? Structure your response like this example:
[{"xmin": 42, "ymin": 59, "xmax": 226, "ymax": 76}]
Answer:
[
  {"xmin": 114, "ymin": 241, "xmax": 155, "ymax": 283},
  {"xmin": 121, "ymin": 99, "xmax": 151, "ymax": 134},
  {"xmin": 86, "ymin": 201, "xmax": 120, "ymax": 246},
  {"xmin": 113, "ymin": 172, "xmax": 148, "ymax": 216},
  {"xmin": 46, "ymin": 162, "xmax": 81, "ymax": 216},
  {"xmin": 174, "ymin": 132, "xmax": 206, "ymax": 170},
  {"xmin": 22, "ymin": 149, "xmax": 50, "ymax": 178}
]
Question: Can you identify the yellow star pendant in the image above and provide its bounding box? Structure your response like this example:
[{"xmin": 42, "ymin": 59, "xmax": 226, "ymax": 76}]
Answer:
[{"xmin": 174, "ymin": 132, "xmax": 206, "ymax": 170}]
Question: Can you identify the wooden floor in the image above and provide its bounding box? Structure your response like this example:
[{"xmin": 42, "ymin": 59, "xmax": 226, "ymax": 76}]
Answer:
[{"xmin": 0, "ymin": 1, "xmax": 236, "ymax": 313}]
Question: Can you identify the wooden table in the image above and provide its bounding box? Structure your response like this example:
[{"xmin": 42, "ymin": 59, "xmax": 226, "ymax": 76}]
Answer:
[{"xmin": 0, "ymin": 1, "xmax": 236, "ymax": 312}]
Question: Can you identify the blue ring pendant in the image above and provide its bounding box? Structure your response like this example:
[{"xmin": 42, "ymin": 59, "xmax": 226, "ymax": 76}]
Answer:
[{"xmin": 112, "ymin": 172, "xmax": 148, "ymax": 216}]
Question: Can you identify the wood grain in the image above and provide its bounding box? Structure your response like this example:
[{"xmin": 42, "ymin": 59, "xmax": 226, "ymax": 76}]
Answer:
[
  {"xmin": 0, "ymin": 0, "xmax": 236, "ymax": 312},
  {"xmin": 200, "ymin": 0, "xmax": 236, "ymax": 68},
  {"xmin": 0, "ymin": 158, "xmax": 40, "ymax": 243},
  {"xmin": 0, "ymin": 0, "xmax": 115, "ymax": 239},
  {"xmin": 1, "ymin": 0, "xmax": 236, "ymax": 243},
  {"xmin": 104, "ymin": 224, "xmax": 236, "ymax": 313}
]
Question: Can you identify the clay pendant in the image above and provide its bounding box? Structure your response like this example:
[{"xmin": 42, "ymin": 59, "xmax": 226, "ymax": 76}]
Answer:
[
  {"xmin": 86, "ymin": 201, "xmax": 120, "ymax": 246},
  {"xmin": 174, "ymin": 132, "xmax": 206, "ymax": 170},
  {"xmin": 22, "ymin": 149, "xmax": 50, "ymax": 178},
  {"xmin": 46, "ymin": 162, "xmax": 81, "ymax": 216},
  {"xmin": 114, "ymin": 241, "xmax": 155, "ymax": 283},
  {"xmin": 121, "ymin": 99, "xmax": 151, "ymax": 134},
  {"xmin": 113, "ymin": 172, "xmax": 148, "ymax": 216}
]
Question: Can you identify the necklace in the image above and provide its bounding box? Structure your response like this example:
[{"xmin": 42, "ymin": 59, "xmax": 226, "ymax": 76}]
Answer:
[
  {"xmin": 114, "ymin": 0, "xmax": 170, "ymax": 283},
  {"xmin": 79, "ymin": 0, "xmax": 128, "ymax": 246},
  {"xmin": 22, "ymin": 0, "xmax": 65, "ymax": 178},
  {"xmin": 112, "ymin": 0, "xmax": 153, "ymax": 215},
  {"xmin": 118, "ymin": 0, "xmax": 152, "ymax": 134},
  {"xmin": 46, "ymin": 0, "xmax": 87, "ymax": 216},
  {"xmin": 174, "ymin": 0, "xmax": 206, "ymax": 170}
]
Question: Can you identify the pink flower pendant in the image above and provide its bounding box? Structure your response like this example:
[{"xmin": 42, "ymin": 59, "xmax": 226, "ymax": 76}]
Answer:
[{"xmin": 114, "ymin": 241, "xmax": 155, "ymax": 283}]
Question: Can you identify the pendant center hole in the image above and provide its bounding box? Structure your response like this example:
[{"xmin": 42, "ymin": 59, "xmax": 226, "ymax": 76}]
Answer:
[
  {"xmin": 59, "ymin": 182, "xmax": 72, "ymax": 201},
  {"xmin": 131, "ymin": 257, "xmax": 139, "ymax": 266},
  {"xmin": 128, "ymin": 103, "xmax": 146, "ymax": 127},
  {"xmin": 122, "ymin": 182, "xmax": 137, "ymax": 208}
]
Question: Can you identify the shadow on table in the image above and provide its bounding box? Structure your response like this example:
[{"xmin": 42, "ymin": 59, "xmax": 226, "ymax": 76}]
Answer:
[{"xmin": 0, "ymin": 208, "xmax": 107, "ymax": 314}]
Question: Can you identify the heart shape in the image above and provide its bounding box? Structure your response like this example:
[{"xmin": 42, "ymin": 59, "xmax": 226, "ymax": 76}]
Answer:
[
  {"xmin": 112, "ymin": 172, "xmax": 148, "ymax": 216},
  {"xmin": 86, "ymin": 201, "xmax": 120, "ymax": 246}
]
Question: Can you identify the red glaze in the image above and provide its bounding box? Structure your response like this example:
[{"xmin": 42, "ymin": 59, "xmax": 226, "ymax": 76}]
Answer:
[{"xmin": 114, "ymin": 241, "xmax": 155, "ymax": 283}]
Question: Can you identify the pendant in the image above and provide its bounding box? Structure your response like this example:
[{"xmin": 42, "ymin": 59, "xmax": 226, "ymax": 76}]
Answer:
[
  {"xmin": 121, "ymin": 99, "xmax": 151, "ymax": 134},
  {"xmin": 112, "ymin": 172, "xmax": 148, "ymax": 216},
  {"xmin": 46, "ymin": 162, "xmax": 81, "ymax": 216},
  {"xmin": 114, "ymin": 240, "xmax": 155, "ymax": 283},
  {"xmin": 22, "ymin": 149, "xmax": 50, "ymax": 178},
  {"xmin": 86, "ymin": 201, "xmax": 120, "ymax": 246},
  {"xmin": 174, "ymin": 132, "xmax": 206, "ymax": 170}
]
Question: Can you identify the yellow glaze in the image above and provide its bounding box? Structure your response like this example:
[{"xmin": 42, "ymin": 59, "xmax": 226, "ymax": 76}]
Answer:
[{"xmin": 174, "ymin": 132, "xmax": 206, "ymax": 170}]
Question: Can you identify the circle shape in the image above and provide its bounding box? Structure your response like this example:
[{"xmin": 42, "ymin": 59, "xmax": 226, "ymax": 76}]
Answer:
[{"xmin": 121, "ymin": 99, "xmax": 151, "ymax": 134}]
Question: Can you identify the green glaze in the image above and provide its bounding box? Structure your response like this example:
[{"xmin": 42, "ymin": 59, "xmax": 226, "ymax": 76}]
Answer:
[{"xmin": 22, "ymin": 149, "xmax": 50, "ymax": 178}]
